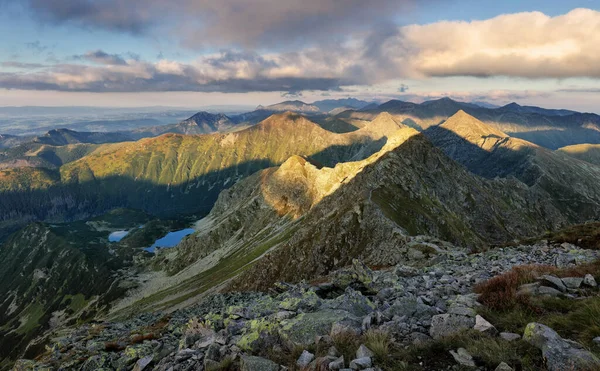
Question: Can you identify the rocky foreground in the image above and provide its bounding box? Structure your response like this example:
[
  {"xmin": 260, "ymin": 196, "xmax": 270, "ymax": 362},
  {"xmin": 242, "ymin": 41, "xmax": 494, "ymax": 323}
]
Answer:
[{"xmin": 15, "ymin": 240, "xmax": 600, "ymax": 371}]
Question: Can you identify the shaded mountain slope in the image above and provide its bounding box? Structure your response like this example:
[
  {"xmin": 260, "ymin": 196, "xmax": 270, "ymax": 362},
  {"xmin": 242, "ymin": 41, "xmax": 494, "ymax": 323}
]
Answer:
[
  {"xmin": 558, "ymin": 143, "xmax": 600, "ymax": 166},
  {"xmin": 337, "ymin": 98, "xmax": 600, "ymax": 149},
  {"xmin": 119, "ymin": 125, "xmax": 597, "ymax": 314},
  {"xmin": 0, "ymin": 113, "xmax": 403, "ymax": 232},
  {"xmin": 424, "ymin": 111, "xmax": 600, "ymax": 221}
]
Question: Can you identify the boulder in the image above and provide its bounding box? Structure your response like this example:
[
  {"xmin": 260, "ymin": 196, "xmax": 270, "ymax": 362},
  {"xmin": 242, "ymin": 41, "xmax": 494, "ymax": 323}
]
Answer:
[
  {"xmin": 297, "ymin": 350, "xmax": 315, "ymax": 368},
  {"xmin": 494, "ymin": 362, "xmax": 514, "ymax": 371},
  {"xmin": 538, "ymin": 275, "xmax": 566, "ymax": 292},
  {"xmin": 523, "ymin": 322, "xmax": 600, "ymax": 371},
  {"xmin": 561, "ymin": 277, "xmax": 583, "ymax": 289},
  {"xmin": 474, "ymin": 315, "xmax": 497, "ymax": 335},
  {"xmin": 429, "ymin": 314, "xmax": 475, "ymax": 340},
  {"xmin": 584, "ymin": 274, "xmax": 597, "ymax": 287},
  {"xmin": 356, "ymin": 344, "xmax": 375, "ymax": 359},
  {"xmin": 449, "ymin": 348, "xmax": 475, "ymax": 368},
  {"xmin": 349, "ymin": 356, "xmax": 372, "ymax": 369},
  {"xmin": 329, "ymin": 356, "xmax": 345, "ymax": 370},
  {"xmin": 499, "ymin": 332, "xmax": 521, "ymax": 342},
  {"xmin": 324, "ymin": 288, "xmax": 376, "ymax": 317},
  {"xmin": 279, "ymin": 310, "xmax": 359, "ymax": 345},
  {"xmin": 133, "ymin": 356, "xmax": 153, "ymax": 371},
  {"xmin": 537, "ymin": 286, "xmax": 562, "ymax": 296},
  {"xmin": 240, "ymin": 355, "xmax": 280, "ymax": 371}
]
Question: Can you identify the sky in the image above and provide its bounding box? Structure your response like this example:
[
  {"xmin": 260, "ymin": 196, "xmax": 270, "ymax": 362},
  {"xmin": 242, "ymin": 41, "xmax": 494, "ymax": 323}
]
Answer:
[{"xmin": 0, "ymin": 0, "xmax": 599, "ymax": 112}]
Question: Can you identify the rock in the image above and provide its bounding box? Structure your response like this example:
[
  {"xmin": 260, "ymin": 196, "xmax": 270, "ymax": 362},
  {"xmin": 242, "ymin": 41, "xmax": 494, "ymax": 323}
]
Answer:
[
  {"xmin": 356, "ymin": 344, "xmax": 375, "ymax": 359},
  {"xmin": 328, "ymin": 346, "xmax": 340, "ymax": 357},
  {"xmin": 133, "ymin": 355, "xmax": 153, "ymax": 371},
  {"xmin": 240, "ymin": 355, "xmax": 280, "ymax": 371},
  {"xmin": 516, "ymin": 282, "xmax": 540, "ymax": 296},
  {"xmin": 429, "ymin": 314, "xmax": 475, "ymax": 340},
  {"xmin": 561, "ymin": 277, "xmax": 583, "ymax": 289},
  {"xmin": 349, "ymin": 356, "xmax": 372, "ymax": 369},
  {"xmin": 584, "ymin": 274, "xmax": 597, "ymax": 287},
  {"xmin": 331, "ymin": 320, "xmax": 362, "ymax": 337},
  {"xmin": 324, "ymin": 288, "xmax": 376, "ymax": 317},
  {"xmin": 409, "ymin": 332, "xmax": 432, "ymax": 345},
  {"xmin": 523, "ymin": 322, "xmax": 600, "ymax": 371},
  {"xmin": 449, "ymin": 348, "xmax": 475, "ymax": 367},
  {"xmin": 407, "ymin": 248, "xmax": 426, "ymax": 260},
  {"xmin": 494, "ymin": 362, "xmax": 514, "ymax": 371},
  {"xmin": 279, "ymin": 310, "xmax": 359, "ymax": 345},
  {"xmin": 474, "ymin": 315, "xmax": 497, "ymax": 335},
  {"xmin": 538, "ymin": 275, "xmax": 566, "ymax": 292},
  {"xmin": 537, "ymin": 286, "xmax": 562, "ymax": 296},
  {"xmin": 297, "ymin": 350, "xmax": 315, "ymax": 368},
  {"xmin": 175, "ymin": 348, "xmax": 200, "ymax": 362},
  {"xmin": 394, "ymin": 265, "xmax": 419, "ymax": 277},
  {"xmin": 329, "ymin": 356, "xmax": 345, "ymax": 370},
  {"xmin": 499, "ymin": 332, "xmax": 521, "ymax": 342},
  {"xmin": 593, "ymin": 336, "xmax": 600, "ymax": 345}
]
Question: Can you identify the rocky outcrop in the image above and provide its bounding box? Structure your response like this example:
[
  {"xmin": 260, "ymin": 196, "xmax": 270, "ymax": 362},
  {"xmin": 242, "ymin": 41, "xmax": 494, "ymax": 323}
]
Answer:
[{"xmin": 524, "ymin": 322, "xmax": 600, "ymax": 371}]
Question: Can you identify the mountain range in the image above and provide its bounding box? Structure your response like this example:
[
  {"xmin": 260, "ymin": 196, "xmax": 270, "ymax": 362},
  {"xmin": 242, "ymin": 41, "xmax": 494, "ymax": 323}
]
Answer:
[{"xmin": 2, "ymin": 99, "xmax": 600, "ymax": 368}]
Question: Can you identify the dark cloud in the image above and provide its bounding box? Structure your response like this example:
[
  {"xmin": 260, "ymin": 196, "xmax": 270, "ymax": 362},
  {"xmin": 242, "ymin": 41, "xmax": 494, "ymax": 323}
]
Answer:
[
  {"xmin": 398, "ymin": 84, "xmax": 409, "ymax": 93},
  {"xmin": 14, "ymin": 0, "xmax": 425, "ymax": 49},
  {"xmin": 25, "ymin": 41, "xmax": 48, "ymax": 53},
  {"xmin": 1, "ymin": 61, "xmax": 47, "ymax": 69},
  {"xmin": 74, "ymin": 50, "xmax": 128, "ymax": 65}
]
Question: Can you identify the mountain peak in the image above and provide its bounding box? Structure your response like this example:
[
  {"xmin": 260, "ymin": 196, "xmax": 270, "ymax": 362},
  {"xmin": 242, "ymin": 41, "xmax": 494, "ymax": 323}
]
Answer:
[{"xmin": 440, "ymin": 110, "xmax": 508, "ymax": 139}]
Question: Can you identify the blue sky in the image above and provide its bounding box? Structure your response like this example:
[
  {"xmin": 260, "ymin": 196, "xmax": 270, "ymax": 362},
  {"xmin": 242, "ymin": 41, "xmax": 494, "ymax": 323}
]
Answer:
[{"xmin": 0, "ymin": 0, "xmax": 599, "ymax": 111}]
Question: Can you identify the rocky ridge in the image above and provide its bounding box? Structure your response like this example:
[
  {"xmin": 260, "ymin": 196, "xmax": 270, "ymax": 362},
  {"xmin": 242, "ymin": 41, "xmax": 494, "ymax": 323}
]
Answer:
[{"xmin": 17, "ymin": 239, "xmax": 600, "ymax": 370}]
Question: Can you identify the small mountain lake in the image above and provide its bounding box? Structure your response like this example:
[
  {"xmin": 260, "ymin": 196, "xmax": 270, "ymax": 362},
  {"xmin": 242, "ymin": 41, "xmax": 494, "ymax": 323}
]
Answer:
[{"xmin": 144, "ymin": 228, "xmax": 195, "ymax": 253}]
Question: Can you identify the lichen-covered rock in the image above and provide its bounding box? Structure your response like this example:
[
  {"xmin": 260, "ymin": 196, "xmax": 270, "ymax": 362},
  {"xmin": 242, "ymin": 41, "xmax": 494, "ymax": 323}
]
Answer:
[
  {"xmin": 279, "ymin": 310, "xmax": 359, "ymax": 345},
  {"xmin": 429, "ymin": 314, "xmax": 475, "ymax": 339},
  {"xmin": 523, "ymin": 322, "xmax": 600, "ymax": 371},
  {"xmin": 240, "ymin": 355, "xmax": 280, "ymax": 371},
  {"xmin": 323, "ymin": 287, "xmax": 376, "ymax": 317}
]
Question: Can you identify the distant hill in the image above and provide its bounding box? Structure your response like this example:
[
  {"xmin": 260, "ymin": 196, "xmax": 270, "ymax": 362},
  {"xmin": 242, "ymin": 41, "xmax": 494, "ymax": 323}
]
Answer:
[
  {"xmin": 558, "ymin": 143, "xmax": 600, "ymax": 166},
  {"xmin": 311, "ymin": 98, "xmax": 372, "ymax": 112},
  {"xmin": 256, "ymin": 100, "xmax": 320, "ymax": 113},
  {"xmin": 336, "ymin": 97, "xmax": 600, "ymax": 149},
  {"xmin": 0, "ymin": 112, "xmax": 404, "ymax": 232}
]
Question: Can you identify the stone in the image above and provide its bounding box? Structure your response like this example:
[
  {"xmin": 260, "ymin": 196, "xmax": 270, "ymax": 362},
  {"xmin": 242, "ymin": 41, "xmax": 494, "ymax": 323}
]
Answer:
[
  {"xmin": 324, "ymin": 288, "xmax": 376, "ymax": 317},
  {"xmin": 240, "ymin": 355, "xmax": 280, "ymax": 371},
  {"xmin": 356, "ymin": 344, "xmax": 374, "ymax": 359},
  {"xmin": 297, "ymin": 350, "xmax": 315, "ymax": 368},
  {"xmin": 516, "ymin": 282, "xmax": 540, "ymax": 296},
  {"xmin": 561, "ymin": 277, "xmax": 583, "ymax": 289},
  {"xmin": 499, "ymin": 332, "xmax": 521, "ymax": 342},
  {"xmin": 449, "ymin": 348, "xmax": 475, "ymax": 367},
  {"xmin": 394, "ymin": 265, "xmax": 419, "ymax": 277},
  {"xmin": 494, "ymin": 362, "xmax": 514, "ymax": 371},
  {"xmin": 409, "ymin": 332, "xmax": 432, "ymax": 345},
  {"xmin": 584, "ymin": 274, "xmax": 597, "ymax": 287},
  {"xmin": 474, "ymin": 315, "xmax": 497, "ymax": 335},
  {"xmin": 133, "ymin": 356, "xmax": 153, "ymax": 371},
  {"xmin": 594, "ymin": 336, "xmax": 600, "ymax": 345},
  {"xmin": 537, "ymin": 286, "xmax": 562, "ymax": 296},
  {"xmin": 175, "ymin": 348, "xmax": 200, "ymax": 362},
  {"xmin": 328, "ymin": 346, "xmax": 340, "ymax": 358},
  {"xmin": 523, "ymin": 322, "xmax": 600, "ymax": 371},
  {"xmin": 349, "ymin": 357, "xmax": 372, "ymax": 369},
  {"xmin": 329, "ymin": 356, "xmax": 345, "ymax": 370},
  {"xmin": 279, "ymin": 310, "xmax": 359, "ymax": 345},
  {"xmin": 538, "ymin": 275, "xmax": 566, "ymax": 292},
  {"xmin": 407, "ymin": 248, "xmax": 426, "ymax": 260},
  {"xmin": 429, "ymin": 314, "xmax": 475, "ymax": 340}
]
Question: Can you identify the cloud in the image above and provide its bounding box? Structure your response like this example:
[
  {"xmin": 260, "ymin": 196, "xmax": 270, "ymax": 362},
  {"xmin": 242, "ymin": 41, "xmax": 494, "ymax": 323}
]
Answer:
[
  {"xmin": 74, "ymin": 50, "xmax": 128, "ymax": 66},
  {"xmin": 398, "ymin": 84, "xmax": 409, "ymax": 93},
  {"xmin": 2, "ymin": 8, "xmax": 600, "ymax": 93},
  {"xmin": 15, "ymin": 0, "xmax": 423, "ymax": 49},
  {"xmin": 400, "ymin": 8, "xmax": 600, "ymax": 79},
  {"xmin": 1, "ymin": 61, "xmax": 47, "ymax": 69},
  {"xmin": 556, "ymin": 88, "xmax": 600, "ymax": 94},
  {"xmin": 25, "ymin": 41, "xmax": 48, "ymax": 53}
]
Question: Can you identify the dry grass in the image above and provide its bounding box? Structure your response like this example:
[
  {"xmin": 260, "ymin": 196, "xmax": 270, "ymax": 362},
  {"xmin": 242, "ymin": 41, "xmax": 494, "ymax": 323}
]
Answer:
[{"xmin": 474, "ymin": 264, "xmax": 557, "ymax": 311}]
